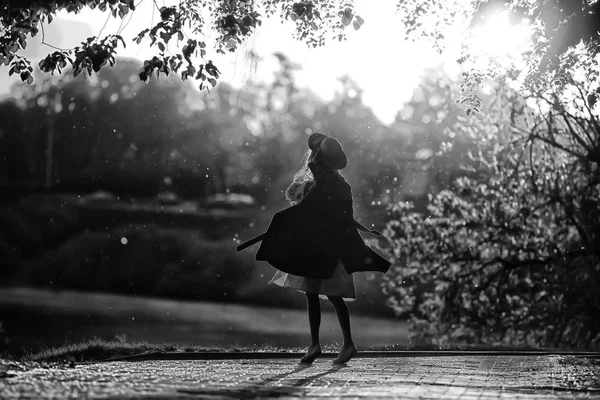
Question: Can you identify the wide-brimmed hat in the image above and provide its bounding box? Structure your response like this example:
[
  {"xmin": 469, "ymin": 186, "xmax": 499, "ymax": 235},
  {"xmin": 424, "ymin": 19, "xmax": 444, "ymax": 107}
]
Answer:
[{"xmin": 307, "ymin": 132, "xmax": 347, "ymax": 170}]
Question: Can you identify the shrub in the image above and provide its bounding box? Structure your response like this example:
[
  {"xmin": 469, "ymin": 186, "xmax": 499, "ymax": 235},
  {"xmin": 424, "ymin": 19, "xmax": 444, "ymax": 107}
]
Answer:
[
  {"xmin": 381, "ymin": 82, "xmax": 600, "ymax": 349},
  {"xmin": 0, "ymin": 233, "xmax": 19, "ymax": 280},
  {"xmin": 4, "ymin": 194, "xmax": 392, "ymax": 315},
  {"xmin": 21, "ymin": 224, "xmax": 254, "ymax": 301},
  {"xmin": 0, "ymin": 196, "xmax": 81, "ymax": 258}
]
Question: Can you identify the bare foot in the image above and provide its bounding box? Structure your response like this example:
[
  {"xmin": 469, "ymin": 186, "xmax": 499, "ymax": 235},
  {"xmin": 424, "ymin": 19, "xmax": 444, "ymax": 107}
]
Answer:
[
  {"xmin": 300, "ymin": 345, "xmax": 322, "ymax": 363},
  {"xmin": 333, "ymin": 344, "xmax": 357, "ymax": 364}
]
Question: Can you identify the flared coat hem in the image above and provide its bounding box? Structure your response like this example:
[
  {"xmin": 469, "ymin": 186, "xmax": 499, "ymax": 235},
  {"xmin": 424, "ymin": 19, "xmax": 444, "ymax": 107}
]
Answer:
[{"xmin": 269, "ymin": 260, "xmax": 356, "ymax": 301}]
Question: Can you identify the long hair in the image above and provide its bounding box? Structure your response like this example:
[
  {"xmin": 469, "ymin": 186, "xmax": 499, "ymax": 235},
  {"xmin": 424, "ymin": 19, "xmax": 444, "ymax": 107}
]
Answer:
[{"xmin": 285, "ymin": 149, "xmax": 315, "ymax": 204}]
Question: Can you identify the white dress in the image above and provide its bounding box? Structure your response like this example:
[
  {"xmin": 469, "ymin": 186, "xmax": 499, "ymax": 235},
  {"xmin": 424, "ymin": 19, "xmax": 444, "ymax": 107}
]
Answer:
[{"xmin": 268, "ymin": 180, "xmax": 356, "ymax": 301}]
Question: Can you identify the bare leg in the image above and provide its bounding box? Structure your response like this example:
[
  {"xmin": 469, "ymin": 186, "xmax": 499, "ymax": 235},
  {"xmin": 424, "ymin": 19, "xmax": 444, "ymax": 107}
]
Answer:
[
  {"xmin": 328, "ymin": 295, "xmax": 357, "ymax": 363},
  {"xmin": 301, "ymin": 293, "xmax": 322, "ymax": 363}
]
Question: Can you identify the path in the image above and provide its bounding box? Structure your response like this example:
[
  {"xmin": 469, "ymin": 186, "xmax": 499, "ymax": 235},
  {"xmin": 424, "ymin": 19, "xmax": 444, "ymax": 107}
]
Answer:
[{"xmin": 2, "ymin": 354, "xmax": 599, "ymax": 398}]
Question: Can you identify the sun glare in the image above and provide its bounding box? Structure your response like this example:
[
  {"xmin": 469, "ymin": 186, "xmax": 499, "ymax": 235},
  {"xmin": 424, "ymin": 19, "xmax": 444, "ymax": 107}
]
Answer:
[{"xmin": 468, "ymin": 10, "xmax": 533, "ymax": 68}]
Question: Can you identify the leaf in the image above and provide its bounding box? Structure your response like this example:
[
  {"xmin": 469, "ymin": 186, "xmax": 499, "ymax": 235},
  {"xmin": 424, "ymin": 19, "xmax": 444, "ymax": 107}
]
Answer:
[
  {"xmin": 115, "ymin": 35, "xmax": 126, "ymax": 48},
  {"xmin": 352, "ymin": 15, "xmax": 364, "ymax": 30},
  {"xmin": 310, "ymin": 21, "xmax": 318, "ymax": 30},
  {"xmin": 157, "ymin": 42, "xmax": 165, "ymax": 52},
  {"xmin": 160, "ymin": 31, "xmax": 172, "ymax": 43},
  {"xmin": 341, "ymin": 11, "xmax": 353, "ymax": 26},
  {"xmin": 208, "ymin": 77, "xmax": 217, "ymax": 87},
  {"xmin": 118, "ymin": 4, "xmax": 129, "ymax": 19},
  {"xmin": 587, "ymin": 92, "xmax": 597, "ymax": 108}
]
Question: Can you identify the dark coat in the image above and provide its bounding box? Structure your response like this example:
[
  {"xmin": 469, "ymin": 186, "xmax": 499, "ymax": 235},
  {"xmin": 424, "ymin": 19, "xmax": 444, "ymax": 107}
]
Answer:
[{"xmin": 255, "ymin": 164, "xmax": 391, "ymax": 279}]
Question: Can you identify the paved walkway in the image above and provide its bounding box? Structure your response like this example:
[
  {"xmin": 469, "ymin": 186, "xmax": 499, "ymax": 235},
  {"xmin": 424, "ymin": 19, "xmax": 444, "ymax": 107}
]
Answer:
[{"xmin": 2, "ymin": 355, "xmax": 600, "ymax": 399}]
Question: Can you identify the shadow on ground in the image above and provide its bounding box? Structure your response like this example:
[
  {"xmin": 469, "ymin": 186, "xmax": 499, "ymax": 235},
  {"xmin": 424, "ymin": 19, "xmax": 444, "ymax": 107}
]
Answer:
[{"xmin": 177, "ymin": 363, "xmax": 349, "ymax": 398}]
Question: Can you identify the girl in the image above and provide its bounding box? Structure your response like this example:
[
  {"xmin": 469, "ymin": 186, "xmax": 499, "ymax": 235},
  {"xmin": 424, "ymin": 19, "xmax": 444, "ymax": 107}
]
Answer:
[{"xmin": 242, "ymin": 132, "xmax": 390, "ymax": 364}]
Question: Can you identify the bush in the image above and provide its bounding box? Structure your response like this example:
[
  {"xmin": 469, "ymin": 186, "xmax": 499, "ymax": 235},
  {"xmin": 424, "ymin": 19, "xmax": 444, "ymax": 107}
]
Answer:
[
  {"xmin": 0, "ymin": 205, "xmax": 40, "ymax": 261},
  {"xmin": 2, "ymin": 193, "xmax": 392, "ymax": 315},
  {"xmin": 21, "ymin": 224, "xmax": 254, "ymax": 301},
  {"xmin": 0, "ymin": 196, "xmax": 81, "ymax": 273},
  {"xmin": 380, "ymin": 83, "xmax": 600, "ymax": 349},
  {"xmin": 0, "ymin": 233, "xmax": 19, "ymax": 279},
  {"xmin": 17, "ymin": 224, "xmax": 392, "ymax": 315}
]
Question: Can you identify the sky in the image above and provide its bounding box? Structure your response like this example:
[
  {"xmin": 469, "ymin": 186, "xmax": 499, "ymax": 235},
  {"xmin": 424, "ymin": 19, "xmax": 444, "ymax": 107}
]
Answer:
[{"xmin": 0, "ymin": 1, "xmax": 530, "ymax": 125}]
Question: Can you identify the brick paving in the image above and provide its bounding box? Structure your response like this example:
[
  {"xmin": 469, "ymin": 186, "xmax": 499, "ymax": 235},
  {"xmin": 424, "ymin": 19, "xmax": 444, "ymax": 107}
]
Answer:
[{"xmin": 2, "ymin": 355, "xmax": 600, "ymax": 399}]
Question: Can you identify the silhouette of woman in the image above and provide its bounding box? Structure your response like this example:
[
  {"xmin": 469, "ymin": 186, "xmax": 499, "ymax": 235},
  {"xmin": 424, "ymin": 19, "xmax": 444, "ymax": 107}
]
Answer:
[{"xmin": 238, "ymin": 132, "xmax": 390, "ymax": 364}]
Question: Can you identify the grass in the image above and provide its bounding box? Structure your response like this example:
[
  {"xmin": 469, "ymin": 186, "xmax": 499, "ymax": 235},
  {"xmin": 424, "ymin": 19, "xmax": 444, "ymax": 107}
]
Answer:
[
  {"xmin": 0, "ymin": 288, "xmax": 555, "ymax": 365},
  {"xmin": 17, "ymin": 338, "xmax": 548, "ymax": 364},
  {"xmin": 0, "ymin": 340, "xmax": 305, "ymax": 375},
  {"xmin": 1, "ymin": 287, "xmax": 409, "ymax": 359},
  {"xmin": 22, "ymin": 338, "xmax": 321, "ymax": 363},
  {"xmin": 368, "ymin": 342, "xmax": 541, "ymax": 352}
]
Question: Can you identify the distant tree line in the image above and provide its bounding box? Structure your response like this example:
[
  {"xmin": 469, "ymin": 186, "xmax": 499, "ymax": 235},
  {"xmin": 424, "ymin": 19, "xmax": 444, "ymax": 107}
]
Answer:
[
  {"xmin": 0, "ymin": 55, "xmax": 455, "ymax": 214},
  {"xmin": 0, "ymin": 55, "xmax": 465, "ymax": 318}
]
